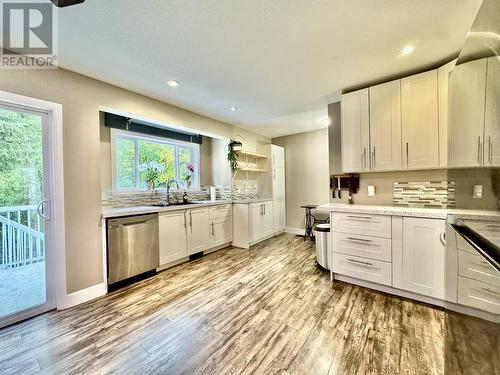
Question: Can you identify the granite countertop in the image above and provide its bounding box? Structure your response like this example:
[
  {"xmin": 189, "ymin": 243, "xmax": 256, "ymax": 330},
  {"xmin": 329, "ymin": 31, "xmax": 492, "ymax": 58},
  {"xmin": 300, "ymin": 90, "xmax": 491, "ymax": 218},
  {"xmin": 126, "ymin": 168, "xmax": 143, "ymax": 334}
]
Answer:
[
  {"xmin": 318, "ymin": 203, "xmax": 500, "ymax": 221},
  {"xmin": 102, "ymin": 200, "xmax": 232, "ymax": 218}
]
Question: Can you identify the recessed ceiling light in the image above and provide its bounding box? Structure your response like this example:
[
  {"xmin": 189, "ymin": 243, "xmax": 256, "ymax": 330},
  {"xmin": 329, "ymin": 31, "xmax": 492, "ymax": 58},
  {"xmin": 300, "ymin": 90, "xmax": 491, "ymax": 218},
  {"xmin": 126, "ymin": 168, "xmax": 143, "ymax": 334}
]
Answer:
[
  {"xmin": 166, "ymin": 79, "xmax": 179, "ymax": 87},
  {"xmin": 230, "ymin": 106, "xmax": 238, "ymax": 111},
  {"xmin": 398, "ymin": 46, "xmax": 415, "ymax": 56}
]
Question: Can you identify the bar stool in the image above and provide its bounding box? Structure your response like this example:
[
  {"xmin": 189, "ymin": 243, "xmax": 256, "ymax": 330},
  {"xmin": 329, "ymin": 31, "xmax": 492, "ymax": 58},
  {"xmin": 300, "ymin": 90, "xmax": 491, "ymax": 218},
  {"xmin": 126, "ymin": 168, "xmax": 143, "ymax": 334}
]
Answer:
[{"xmin": 300, "ymin": 205, "xmax": 330, "ymax": 241}]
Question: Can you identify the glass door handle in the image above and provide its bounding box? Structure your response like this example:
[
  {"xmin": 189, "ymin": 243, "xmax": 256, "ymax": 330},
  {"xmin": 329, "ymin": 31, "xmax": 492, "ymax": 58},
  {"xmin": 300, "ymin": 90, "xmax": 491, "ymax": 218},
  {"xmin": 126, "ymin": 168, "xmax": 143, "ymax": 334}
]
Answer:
[{"xmin": 37, "ymin": 199, "xmax": 50, "ymax": 220}]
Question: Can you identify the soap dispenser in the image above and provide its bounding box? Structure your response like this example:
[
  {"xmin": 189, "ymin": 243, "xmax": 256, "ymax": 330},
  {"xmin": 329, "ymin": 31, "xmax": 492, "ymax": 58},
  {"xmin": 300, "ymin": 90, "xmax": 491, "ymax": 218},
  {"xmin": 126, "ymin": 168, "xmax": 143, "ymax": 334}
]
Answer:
[{"xmin": 182, "ymin": 191, "xmax": 189, "ymax": 203}]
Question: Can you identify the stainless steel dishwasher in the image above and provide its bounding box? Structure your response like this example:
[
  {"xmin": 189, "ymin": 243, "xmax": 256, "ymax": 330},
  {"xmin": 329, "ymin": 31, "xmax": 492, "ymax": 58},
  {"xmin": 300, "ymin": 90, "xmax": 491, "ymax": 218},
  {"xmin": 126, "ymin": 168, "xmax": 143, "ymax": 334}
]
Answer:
[{"xmin": 107, "ymin": 214, "xmax": 159, "ymax": 284}]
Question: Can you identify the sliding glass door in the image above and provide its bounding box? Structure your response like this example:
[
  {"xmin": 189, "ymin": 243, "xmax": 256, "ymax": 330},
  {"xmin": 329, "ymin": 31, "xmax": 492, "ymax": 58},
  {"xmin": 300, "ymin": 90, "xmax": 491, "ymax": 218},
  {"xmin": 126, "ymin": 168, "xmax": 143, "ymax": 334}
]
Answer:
[{"xmin": 0, "ymin": 103, "xmax": 55, "ymax": 328}]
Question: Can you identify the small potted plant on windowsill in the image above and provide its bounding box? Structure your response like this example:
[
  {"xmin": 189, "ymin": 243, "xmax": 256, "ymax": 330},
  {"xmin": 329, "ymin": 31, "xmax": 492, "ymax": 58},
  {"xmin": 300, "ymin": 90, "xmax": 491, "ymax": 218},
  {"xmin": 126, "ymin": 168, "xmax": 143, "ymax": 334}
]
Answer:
[
  {"xmin": 138, "ymin": 161, "xmax": 164, "ymax": 190},
  {"xmin": 183, "ymin": 162, "xmax": 194, "ymax": 190}
]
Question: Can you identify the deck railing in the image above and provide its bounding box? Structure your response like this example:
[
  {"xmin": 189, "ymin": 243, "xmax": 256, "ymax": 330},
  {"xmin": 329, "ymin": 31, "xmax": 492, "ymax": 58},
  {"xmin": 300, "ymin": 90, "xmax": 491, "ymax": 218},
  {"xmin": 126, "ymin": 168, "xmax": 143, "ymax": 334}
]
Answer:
[{"xmin": 0, "ymin": 205, "xmax": 45, "ymax": 269}]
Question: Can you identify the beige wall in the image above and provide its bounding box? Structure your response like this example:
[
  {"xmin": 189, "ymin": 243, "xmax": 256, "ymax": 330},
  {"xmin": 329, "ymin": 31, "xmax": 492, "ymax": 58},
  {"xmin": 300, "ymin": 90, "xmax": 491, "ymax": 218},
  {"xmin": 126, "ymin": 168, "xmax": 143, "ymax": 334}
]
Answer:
[
  {"xmin": 273, "ymin": 129, "xmax": 330, "ymax": 229},
  {"xmin": 0, "ymin": 68, "xmax": 269, "ymax": 294}
]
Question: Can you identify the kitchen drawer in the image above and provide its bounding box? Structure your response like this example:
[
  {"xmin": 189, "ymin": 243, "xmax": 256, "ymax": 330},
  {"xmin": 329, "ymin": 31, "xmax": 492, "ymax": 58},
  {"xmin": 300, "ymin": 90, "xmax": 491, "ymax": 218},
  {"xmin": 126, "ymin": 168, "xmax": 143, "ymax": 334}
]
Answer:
[
  {"xmin": 458, "ymin": 250, "xmax": 500, "ymax": 287},
  {"xmin": 332, "ymin": 232, "xmax": 391, "ymax": 262},
  {"xmin": 332, "ymin": 213, "xmax": 392, "ymax": 238},
  {"xmin": 455, "ymin": 231, "xmax": 477, "ymax": 255},
  {"xmin": 333, "ymin": 253, "xmax": 392, "ymax": 286},
  {"xmin": 458, "ymin": 276, "xmax": 500, "ymax": 314},
  {"xmin": 209, "ymin": 204, "xmax": 232, "ymax": 220}
]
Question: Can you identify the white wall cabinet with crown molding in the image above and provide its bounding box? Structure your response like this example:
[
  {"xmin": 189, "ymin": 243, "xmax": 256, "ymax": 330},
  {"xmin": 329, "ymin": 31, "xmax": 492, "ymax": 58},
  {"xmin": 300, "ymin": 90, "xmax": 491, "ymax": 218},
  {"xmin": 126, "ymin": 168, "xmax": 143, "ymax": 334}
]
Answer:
[
  {"xmin": 341, "ymin": 61, "xmax": 453, "ymax": 173},
  {"xmin": 341, "ymin": 89, "xmax": 371, "ymax": 173},
  {"xmin": 369, "ymin": 79, "xmax": 402, "ymax": 171},
  {"xmin": 401, "ymin": 70, "xmax": 439, "ymax": 169}
]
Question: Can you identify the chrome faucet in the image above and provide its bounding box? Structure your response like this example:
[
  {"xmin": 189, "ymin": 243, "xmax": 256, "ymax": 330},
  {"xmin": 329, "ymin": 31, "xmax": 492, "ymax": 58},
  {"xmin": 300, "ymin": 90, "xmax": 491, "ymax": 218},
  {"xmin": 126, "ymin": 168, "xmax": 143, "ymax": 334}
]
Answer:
[{"xmin": 165, "ymin": 179, "xmax": 179, "ymax": 205}]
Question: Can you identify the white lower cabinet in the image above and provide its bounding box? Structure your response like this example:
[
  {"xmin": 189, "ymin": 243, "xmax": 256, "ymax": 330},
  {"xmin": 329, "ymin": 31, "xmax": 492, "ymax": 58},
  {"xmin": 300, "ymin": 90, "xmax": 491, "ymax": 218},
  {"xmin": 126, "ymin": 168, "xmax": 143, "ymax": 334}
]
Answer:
[
  {"xmin": 333, "ymin": 253, "xmax": 392, "ymax": 286},
  {"xmin": 249, "ymin": 201, "xmax": 274, "ymax": 243},
  {"xmin": 233, "ymin": 200, "xmax": 274, "ymax": 249},
  {"xmin": 458, "ymin": 277, "xmax": 500, "ymax": 315},
  {"xmin": 393, "ymin": 218, "xmax": 446, "ymax": 299},
  {"xmin": 159, "ymin": 210, "xmax": 188, "ymax": 266},
  {"xmin": 186, "ymin": 207, "xmax": 210, "ymax": 255},
  {"xmin": 210, "ymin": 217, "xmax": 232, "ymax": 248},
  {"xmin": 273, "ymin": 199, "xmax": 286, "ymax": 234}
]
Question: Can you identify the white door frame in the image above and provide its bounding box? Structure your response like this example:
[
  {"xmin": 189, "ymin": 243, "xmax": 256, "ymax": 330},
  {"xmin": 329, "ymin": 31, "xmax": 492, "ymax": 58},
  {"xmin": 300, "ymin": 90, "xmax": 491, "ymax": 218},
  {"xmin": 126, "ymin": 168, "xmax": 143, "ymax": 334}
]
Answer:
[{"xmin": 0, "ymin": 90, "xmax": 66, "ymax": 323}]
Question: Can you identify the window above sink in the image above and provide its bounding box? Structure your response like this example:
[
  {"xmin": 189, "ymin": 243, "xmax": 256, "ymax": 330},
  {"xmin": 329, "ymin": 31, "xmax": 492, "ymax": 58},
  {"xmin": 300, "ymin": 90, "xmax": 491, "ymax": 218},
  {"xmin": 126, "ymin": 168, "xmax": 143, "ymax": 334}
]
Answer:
[{"xmin": 111, "ymin": 128, "xmax": 200, "ymax": 193}]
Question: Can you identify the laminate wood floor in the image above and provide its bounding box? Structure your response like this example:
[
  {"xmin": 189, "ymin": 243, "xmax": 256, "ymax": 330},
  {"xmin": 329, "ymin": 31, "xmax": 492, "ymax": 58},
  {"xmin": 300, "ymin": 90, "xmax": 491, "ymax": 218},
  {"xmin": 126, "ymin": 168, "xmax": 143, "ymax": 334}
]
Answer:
[{"xmin": 0, "ymin": 234, "xmax": 499, "ymax": 375}]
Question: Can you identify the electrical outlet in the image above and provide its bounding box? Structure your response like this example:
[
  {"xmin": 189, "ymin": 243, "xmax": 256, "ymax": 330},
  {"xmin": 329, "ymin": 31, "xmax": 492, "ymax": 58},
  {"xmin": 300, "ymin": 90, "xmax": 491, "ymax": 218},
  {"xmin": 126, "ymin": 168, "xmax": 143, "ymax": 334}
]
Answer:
[
  {"xmin": 473, "ymin": 185, "xmax": 483, "ymax": 199},
  {"xmin": 368, "ymin": 185, "xmax": 375, "ymax": 197}
]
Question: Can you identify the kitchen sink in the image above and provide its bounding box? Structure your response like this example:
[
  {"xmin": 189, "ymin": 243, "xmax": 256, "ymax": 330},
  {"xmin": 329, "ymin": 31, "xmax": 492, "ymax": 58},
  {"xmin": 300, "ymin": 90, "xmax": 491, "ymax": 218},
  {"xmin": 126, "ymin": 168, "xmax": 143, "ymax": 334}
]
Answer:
[{"xmin": 149, "ymin": 201, "xmax": 203, "ymax": 207}]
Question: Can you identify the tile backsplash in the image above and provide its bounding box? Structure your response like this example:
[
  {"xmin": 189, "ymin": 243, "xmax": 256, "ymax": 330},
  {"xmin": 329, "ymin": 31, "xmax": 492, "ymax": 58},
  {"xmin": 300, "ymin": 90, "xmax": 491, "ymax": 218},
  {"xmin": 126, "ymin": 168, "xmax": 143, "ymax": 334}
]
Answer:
[
  {"xmin": 102, "ymin": 183, "xmax": 259, "ymax": 208},
  {"xmin": 393, "ymin": 181, "xmax": 456, "ymax": 208}
]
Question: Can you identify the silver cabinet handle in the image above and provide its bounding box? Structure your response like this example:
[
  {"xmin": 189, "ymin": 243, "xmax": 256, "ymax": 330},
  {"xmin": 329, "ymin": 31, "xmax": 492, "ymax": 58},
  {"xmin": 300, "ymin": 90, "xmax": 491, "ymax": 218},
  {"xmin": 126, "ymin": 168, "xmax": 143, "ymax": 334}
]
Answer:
[
  {"xmin": 439, "ymin": 231, "xmax": 446, "ymax": 246},
  {"xmin": 489, "ymin": 136, "xmax": 492, "ymax": 164},
  {"xmin": 482, "ymin": 287, "xmax": 500, "ymax": 296},
  {"xmin": 211, "ymin": 221, "xmax": 214, "ymax": 236},
  {"xmin": 346, "ymin": 237, "xmax": 372, "ymax": 243},
  {"xmin": 189, "ymin": 211, "xmax": 192, "ymax": 227},
  {"xmin": 372, "ymin": 147, "xmax": 376, "ymax": 170},
  {"xmin": 477, "ymin": 136, "xmax": 482, "ymax": 165},
  {"xmin": 346, "ymin": 215, "xmax": 372, "ymax": 220},
  {"xmin": 406, "ymin": 142, "xmax": 409, "ymax": 168},
  {"xmin": 264, "ymin": 204, "xmax": 266, "ymax": 215},
  {"xmin": 362, "ymin": 148, "xmax": 366, "ymax": 170},
  {"xmin": 487, "ymin": 224, "xmax": 500, "ymax": 228},
  {"xmin": 347, "ymin": 258, "xmax": 373, "ymax": 266},
  {"xmin": 183, "ymin": 212, "xmax": 187, "ymax": 228}
]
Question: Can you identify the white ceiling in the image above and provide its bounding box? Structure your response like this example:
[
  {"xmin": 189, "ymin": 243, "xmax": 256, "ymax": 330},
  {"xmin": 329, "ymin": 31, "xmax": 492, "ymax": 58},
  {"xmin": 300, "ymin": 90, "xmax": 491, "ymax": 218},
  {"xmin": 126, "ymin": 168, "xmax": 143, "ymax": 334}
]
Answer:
[{"xmin": 57, "ymin": 0, "xmax": 482, "ymax": 138}]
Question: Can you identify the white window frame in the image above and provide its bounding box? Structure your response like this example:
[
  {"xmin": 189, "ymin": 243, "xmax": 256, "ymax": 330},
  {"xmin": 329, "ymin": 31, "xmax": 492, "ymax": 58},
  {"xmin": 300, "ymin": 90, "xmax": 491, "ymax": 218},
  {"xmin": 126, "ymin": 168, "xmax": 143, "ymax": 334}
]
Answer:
[{"xmin": 110, "ymin": 128, "xmax": 200, "ymax": 194}]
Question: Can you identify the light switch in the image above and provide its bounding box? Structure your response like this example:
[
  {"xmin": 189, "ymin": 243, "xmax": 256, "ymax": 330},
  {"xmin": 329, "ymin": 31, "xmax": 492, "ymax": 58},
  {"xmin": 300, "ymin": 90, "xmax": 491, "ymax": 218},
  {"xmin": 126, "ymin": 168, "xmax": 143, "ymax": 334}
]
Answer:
[
  {"xmin": 368, "ymin": 185, "xmax": 375, "ymax": 197},
  {"xmin": 473, "ymin": 185, "xmax": 483, "ymax": 199}
]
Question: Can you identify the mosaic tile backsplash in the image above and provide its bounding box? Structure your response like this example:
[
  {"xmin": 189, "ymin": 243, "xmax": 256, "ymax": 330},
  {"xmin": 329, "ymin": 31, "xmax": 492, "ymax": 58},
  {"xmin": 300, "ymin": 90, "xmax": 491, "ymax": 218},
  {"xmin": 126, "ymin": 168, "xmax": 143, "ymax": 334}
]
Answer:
[
  {"xmin": 393, "ymin": 181, "xmax": 456, "ymax": 208},
  {"xmin": 102, "ymin": 183, "xmax": 259, "ymax": 208}
]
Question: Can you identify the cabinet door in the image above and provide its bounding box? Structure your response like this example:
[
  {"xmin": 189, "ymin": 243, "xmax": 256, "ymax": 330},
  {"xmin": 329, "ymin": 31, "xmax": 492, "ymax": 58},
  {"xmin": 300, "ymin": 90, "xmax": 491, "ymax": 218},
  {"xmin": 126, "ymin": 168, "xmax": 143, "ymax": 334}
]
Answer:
[
  {"xmin": 396, "ymin": 218, "xmax": 446, "ymax": 299},
  {"xmin": 272, "ymin": 166, "xmax": 285, "ymax": 201},
  {"xmin": 249, "ymin": 203, "xmax": 263, "ymax": 242},
  {"xmin": 402, "ymin": 70, "xmax": 439, "ymax": 169},
  {"xmin": 438, "ymin": 59, "xmax": 456, "ymax": 167},
  {"xmin": 210, "ymin": 217, "xmax": 232, "ymax": 248},
  {"xmin": 159, "ymin": 211, "xmax": 187, "ymax": 266},
  {"xmin": 273, "ymin": 199, "xmax": 286, "ymax": 233},
  {"xmin": 369, "ymin": 80, "xmax": 402, "ymax": 171},
  {"xmin": 187, "ymin": 207, "xmax": 210, "ymax": 255},
  {"xmin": 261, "ymin": 201, "xmax": 274, "ymax": 238},
  {"xmin": 341, "ymin": 89, "xmax": 370, "ymax": 172},
  {"xmin": 485, "ymin": 56, "xmax": 500, "ymax": 167},
  {"xmin": 271, "ymin": 145, "xmax": 285, "ymax": 168},
  {"xmin": 448, "ymin": 59, "xmax": 487, "ymax": 167}
]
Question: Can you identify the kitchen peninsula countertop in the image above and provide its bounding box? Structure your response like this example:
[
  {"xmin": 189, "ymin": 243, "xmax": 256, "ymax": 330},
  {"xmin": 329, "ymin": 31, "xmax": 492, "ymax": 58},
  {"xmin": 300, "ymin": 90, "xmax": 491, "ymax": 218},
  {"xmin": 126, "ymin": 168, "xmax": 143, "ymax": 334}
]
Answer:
[{"xmin": 318, "ymin": 203, "xmax": 500, "ymax": 221}]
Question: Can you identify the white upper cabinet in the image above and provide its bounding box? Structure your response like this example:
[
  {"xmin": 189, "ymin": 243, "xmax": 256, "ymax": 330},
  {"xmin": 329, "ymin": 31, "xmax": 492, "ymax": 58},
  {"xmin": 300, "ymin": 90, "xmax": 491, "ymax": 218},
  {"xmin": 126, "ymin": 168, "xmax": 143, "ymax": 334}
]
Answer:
[
  {"xmin": 341, "ymin": 89, "xmax": 370, "ymax": 173},
  {"xmin": 369, "ymin": 80, "xmax": 402, "ymax": 171},
  {"xmin": 437, "ymin": 59, "xmax": 456, "ymax": 167},
  {"xmin": 401, "ymin": 70, "xmax": 439, "ymax": 169},
  {"xmin": 448, "ymin": 59, "xmax": 487, "ymax": 167},
  {"xmin": 485, "ymin": 56, "xmax": 500, "ymax": 167}
]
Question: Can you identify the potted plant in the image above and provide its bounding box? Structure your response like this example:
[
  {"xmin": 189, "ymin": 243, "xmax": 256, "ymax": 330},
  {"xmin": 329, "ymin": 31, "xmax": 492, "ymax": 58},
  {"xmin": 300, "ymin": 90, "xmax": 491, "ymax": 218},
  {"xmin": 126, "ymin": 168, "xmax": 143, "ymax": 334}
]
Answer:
[
  {"xmin": 227, "ymin": 139, "xmax": 242, "ymax": 175},
  {"xmin": 183, "ymin": 162, "xmax": 195, "ymax": 189},
  {"xmin": 138, "ymin": 161, "xmax": 164, "ymax": 190}
]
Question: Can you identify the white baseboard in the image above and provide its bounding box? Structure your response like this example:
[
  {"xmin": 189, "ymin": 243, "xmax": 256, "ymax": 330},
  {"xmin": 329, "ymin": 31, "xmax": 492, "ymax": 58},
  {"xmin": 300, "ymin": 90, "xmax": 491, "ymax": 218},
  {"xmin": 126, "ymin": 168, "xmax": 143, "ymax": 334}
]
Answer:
[
  {"xmin": 285, "ymin": 227, "xmax": 304, "ymax": 236},
  {"xmin": 58, "ymin": 283, "xmax": 106, "ymax": 310}
]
